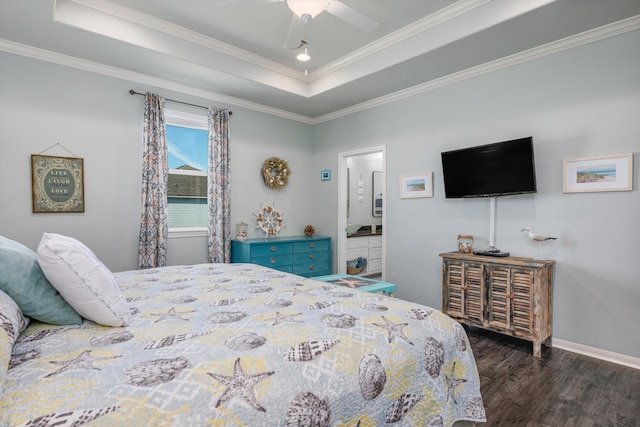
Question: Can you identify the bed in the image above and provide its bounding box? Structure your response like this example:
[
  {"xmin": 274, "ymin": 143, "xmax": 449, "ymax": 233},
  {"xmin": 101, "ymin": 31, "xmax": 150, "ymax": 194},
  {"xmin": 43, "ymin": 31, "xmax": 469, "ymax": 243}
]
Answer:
[{"xmin": 1, "ymin": 234, "xmax": 485, "ymax": 426}]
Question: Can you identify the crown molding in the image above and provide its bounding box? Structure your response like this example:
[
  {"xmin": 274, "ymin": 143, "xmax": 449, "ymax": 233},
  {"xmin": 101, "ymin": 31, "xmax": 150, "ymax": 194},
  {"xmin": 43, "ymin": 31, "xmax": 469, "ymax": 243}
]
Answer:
[
  {"xmin": 1, "ymin": 14, "xmax": 638, "ymax": 125},
  {"xmin": 0, "ymin": 39, "xmax": 314, "ymax": 124},
  {"xmin": 67, "ymin": 0, "xmax": 305, "ymax": 81},
  {"xmin": 309, "ymin": 0, "xmax": 490, "ymax": 81},
  {"xmin": 311, "ymin": 14, "xmax": 640, "ymax": 124}
]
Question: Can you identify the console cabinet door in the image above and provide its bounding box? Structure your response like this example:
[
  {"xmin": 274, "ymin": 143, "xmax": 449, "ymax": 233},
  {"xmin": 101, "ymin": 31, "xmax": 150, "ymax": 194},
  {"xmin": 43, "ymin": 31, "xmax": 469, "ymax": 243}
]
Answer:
[
  {"xmin": 443, "ymin": 260, "xmax": 484, "ymax": 325},
  {"xmin": 487, "ymin": 266, "xmax": 533, "ymax": 335},
  {"xmin": 511, "ymin": 268, "xmax": 534, "ymax": 335},
  {"xmin": 487, "ymin": 266, "xmax": 511, "ymax": 330}
]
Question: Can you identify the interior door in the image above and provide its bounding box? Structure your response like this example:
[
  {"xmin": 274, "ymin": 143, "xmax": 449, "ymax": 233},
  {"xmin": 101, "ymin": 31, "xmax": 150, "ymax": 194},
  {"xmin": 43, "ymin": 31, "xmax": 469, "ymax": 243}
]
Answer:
[{"xmin": 337, "ymin": 146, "xmax": 386, "ymax": 279}]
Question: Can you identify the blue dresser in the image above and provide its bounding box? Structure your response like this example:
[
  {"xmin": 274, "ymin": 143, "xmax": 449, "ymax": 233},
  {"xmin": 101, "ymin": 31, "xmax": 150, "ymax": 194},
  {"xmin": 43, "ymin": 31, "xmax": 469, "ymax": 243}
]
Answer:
[{"xmin": 231, "ymin": 236, "xmax": 331, "ymax": 278}]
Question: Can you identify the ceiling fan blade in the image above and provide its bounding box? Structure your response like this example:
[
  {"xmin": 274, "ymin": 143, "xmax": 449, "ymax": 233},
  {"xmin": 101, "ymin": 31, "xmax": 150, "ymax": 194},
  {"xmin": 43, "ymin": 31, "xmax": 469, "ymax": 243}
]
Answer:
[
  {"xmin": 325, "ymin": 0, "xmax": 378, "ymax": 32},
  {"xmin": 284, "ymin": 13, "xmax": 306, "ymax": 49}
]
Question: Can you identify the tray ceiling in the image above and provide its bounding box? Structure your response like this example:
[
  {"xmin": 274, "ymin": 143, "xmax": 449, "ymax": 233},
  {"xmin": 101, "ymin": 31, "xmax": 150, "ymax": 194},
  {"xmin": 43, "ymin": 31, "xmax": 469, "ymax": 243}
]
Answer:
[{"xmin": 1, "ymin": 0, "xmax": 639, "ymax": 122}]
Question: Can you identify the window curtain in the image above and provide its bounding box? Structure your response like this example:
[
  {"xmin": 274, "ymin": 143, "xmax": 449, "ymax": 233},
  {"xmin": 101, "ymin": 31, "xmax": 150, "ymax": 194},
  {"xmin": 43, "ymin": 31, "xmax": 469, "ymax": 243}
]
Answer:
[
  {"xmin": 207, "ymin": 108, "xmax": 231, "ymax": 263},
  {"xmin": 138, "ymin": 93, "xmax": 168, "ymax": 269}
]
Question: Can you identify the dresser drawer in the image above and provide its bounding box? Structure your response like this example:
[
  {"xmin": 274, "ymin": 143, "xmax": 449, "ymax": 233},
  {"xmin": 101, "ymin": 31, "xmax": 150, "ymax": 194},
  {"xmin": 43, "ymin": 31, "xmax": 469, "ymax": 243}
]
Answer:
[
  {"xmin": 293, "ymin": 250, "xmax": 329, "ymax": 264},
  {"xmin": 347, "ymin": 238, "xmax": 369, "ymax": 249},
  {"xmin": 249, "ymin": 242, "xmax": 292, "ymax": 257},
  {"xmin": 251, "ymin": 253, "xmax": 293, "ymax": 268},
  {"xmin": 347, "ymin": 248, "xmax": 368, "ymax": 260},
  {"xmin": 293, "ymin": 259, "xmax": 330, "ymax": 277},
  {"xmin": 369, "ymin": 247, "xmax": 382, "ymax": 260},
  {"xmin": 369, "ymin": 236, "xmax": 382, "ymax": 248},
  {"xmin": 293, "ymin": 239, "xmax": 329, "ymax": 253},
  {"xmin": 368, "ymin": 259, "xmax": 382, "ymax": 274}
]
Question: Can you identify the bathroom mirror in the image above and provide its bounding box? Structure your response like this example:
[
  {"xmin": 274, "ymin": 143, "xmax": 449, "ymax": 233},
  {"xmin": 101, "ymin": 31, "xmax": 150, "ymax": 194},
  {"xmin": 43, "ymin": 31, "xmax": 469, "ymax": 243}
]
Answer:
[{"xmin": 372, "ymin": 170, "xmax": 382, "ymax": 217}]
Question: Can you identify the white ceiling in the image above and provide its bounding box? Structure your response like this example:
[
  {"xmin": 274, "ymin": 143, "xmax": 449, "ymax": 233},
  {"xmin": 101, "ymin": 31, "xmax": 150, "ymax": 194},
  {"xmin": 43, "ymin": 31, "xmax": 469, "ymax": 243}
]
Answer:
[{"xmin": 1, "ymin": 0, "xmax": 640, "ymax": 123}]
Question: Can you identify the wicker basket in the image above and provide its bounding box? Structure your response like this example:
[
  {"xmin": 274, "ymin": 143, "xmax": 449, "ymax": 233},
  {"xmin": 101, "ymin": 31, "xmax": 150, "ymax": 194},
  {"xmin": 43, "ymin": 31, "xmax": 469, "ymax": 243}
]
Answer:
[{"xmin": 347, "ymin": 267, "xmax": 363, "ymax": 275}]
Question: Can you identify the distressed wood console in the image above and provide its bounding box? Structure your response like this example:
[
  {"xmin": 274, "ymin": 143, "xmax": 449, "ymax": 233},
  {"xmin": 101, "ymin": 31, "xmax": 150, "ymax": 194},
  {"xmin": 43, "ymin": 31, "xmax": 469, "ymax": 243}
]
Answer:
[{"xmin": 440, "ymin": 252, "xmax": 555, "ymax": 357}]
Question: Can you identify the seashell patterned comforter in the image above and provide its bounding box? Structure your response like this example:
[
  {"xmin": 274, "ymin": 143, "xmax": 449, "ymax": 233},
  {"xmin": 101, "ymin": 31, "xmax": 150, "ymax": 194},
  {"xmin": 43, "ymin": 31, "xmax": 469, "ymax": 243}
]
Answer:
[{"xmin": 1, "ymin": 263, "xmax": 485, "ymax": 426}]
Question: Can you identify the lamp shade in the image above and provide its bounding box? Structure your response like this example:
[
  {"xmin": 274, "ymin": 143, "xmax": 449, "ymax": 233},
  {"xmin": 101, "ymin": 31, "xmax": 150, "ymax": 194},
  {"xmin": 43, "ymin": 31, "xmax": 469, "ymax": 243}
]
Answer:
[{"xmin": 287, "ymin": 0, "xmax": 326, "ymax": 21}]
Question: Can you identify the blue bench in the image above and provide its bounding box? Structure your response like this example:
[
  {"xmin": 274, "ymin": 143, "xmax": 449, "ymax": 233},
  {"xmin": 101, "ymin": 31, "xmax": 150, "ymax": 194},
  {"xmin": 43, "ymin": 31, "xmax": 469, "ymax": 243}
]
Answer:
[{"xmin": 311, "ymin": 273, "xmax": 397, "ymax": 296}]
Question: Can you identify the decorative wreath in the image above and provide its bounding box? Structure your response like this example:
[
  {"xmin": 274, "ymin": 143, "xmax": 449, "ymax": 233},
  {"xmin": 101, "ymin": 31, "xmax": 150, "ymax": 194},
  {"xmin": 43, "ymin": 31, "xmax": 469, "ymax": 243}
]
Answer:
[
  {"xmin": 261, "ymin": 157, "xmax": 290, "ymax": 189},
  {"xmin": 255, "ymin": 204, "xmax": 283, "ymax": 238}
]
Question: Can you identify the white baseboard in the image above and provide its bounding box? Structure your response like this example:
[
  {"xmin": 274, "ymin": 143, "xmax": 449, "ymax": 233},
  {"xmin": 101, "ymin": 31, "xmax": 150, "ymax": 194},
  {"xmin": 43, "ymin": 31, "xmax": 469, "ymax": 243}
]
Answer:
[{"xmin": 552, "ymin": 338, "xmax": 640, "ymax": 370}]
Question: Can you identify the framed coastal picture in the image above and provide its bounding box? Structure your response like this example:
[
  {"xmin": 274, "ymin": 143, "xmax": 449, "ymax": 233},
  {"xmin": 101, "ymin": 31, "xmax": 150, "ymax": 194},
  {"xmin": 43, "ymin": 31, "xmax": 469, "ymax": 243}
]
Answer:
[
  {"xmin": 400, "ymin": 172, "xmax": 433, "ymax": 198},
  {"xmin": 31, "ymin": 154, "xmax": 85, "ymax": 213},
  {"xmin": 563, "ymin": 153, "xmax": 632, "ymax": 193}
]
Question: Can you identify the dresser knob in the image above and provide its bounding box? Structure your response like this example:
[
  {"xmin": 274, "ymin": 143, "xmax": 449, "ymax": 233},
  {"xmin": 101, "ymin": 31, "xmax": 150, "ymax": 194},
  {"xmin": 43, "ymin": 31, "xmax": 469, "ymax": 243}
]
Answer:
[
  {"xmin": 309, "ymin": 254, "xmax": 315, "ymax": 259},
  {"xmin": 270, "ymin": 246, "xmax": 277, "ymax": 252},
  {"xmin": 309, "ymin": 264, "xmax": 315, "ymax": 270},
  {"xmin": 309, "ymin": 243, "xmax": 315, "ymax": 248},
  {"xmin": 270, "ymin": 257, "xmax": 276, "ymax": 264}
]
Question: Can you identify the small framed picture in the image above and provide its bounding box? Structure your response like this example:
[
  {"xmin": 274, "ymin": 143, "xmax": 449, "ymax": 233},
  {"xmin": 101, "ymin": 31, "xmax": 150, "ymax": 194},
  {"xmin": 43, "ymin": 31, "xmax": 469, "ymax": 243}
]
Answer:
[
  {"xmin": 400, "ymin": 172, "xmax": 433, "ymax": 198},
  {"xmin": 321, "ymin": 169, "xmax": 331, "ymax": 181},
  {"xmin": 563, "ymin": 153, "xmax": 633, "ymax": 193},
  {"xmin": 31, "ymin": 154, "xmax": 85, "ymax": 213}
]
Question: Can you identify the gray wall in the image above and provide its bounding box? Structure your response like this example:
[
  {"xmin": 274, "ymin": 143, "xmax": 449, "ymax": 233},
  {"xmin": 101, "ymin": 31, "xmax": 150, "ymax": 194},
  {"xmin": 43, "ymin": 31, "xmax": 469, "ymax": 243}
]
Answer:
[
  {"xmin": 0, "ymin": 53, "xmax": 316, "ymax": 271},
  {"xmin": 1, "ymin": 29, "xmax": 639, "ymax": 359},
  {"xmin": 311, "ymin": 29, "xmax": 640, "ymax": 359}
]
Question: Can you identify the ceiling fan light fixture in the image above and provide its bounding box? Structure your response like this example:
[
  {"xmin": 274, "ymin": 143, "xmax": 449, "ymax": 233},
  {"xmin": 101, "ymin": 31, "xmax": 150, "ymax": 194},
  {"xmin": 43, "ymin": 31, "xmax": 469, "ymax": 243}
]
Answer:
[
  {"xmin": 296, "ymin": 47, "xmax": 311, "ymax": 62},
  {"xmin": 287, "ymin": 0, "xmax": 327, "ymax": 22}
]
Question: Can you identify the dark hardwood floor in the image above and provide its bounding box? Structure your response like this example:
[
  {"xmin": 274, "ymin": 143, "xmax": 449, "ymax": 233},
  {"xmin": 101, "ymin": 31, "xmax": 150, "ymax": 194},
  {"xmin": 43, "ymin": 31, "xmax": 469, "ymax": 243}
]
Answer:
[{"xmin": 466, "ymin": 327, "xmax": 640, "ymax": 426}]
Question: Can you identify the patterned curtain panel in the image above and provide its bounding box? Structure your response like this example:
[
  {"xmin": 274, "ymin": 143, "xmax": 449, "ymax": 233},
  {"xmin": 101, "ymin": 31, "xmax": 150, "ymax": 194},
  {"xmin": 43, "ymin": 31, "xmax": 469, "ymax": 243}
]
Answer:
[
  {"xmin": 207, "ymin": 108, "xmax": 231, "ymax": 263},
  {"xmin": 138, "ymin": 93, "xmax": 168, "ymax": 269}
]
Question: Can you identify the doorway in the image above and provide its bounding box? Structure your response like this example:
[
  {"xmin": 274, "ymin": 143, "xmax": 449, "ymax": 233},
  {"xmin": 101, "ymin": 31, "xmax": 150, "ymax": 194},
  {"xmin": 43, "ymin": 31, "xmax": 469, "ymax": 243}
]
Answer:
[{"xmin": 337, "ymin": 146, "xmax": 386, "ymax": 279}]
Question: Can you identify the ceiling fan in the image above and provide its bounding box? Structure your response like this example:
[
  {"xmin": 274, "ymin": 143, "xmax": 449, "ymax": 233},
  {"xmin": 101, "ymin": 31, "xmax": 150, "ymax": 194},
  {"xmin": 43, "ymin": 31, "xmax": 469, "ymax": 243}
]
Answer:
[{"xmin": 284, "ymin": 0, "xmax": 379, "ymax": 49}]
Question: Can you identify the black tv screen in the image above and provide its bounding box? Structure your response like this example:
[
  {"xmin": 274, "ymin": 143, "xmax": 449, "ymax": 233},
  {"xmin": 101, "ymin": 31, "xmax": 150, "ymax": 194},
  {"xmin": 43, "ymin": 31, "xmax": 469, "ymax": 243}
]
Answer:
[{"xmin": 441, "ymin": 137, "xmax": 537, "ymax": 198}]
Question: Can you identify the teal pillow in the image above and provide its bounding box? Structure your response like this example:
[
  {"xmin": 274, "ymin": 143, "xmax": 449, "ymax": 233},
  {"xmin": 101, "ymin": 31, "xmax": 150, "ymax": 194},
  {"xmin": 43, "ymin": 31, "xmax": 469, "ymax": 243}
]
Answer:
[{"xmin": 0, "ymin": 236, "xmax": 82, "ymax": 325}]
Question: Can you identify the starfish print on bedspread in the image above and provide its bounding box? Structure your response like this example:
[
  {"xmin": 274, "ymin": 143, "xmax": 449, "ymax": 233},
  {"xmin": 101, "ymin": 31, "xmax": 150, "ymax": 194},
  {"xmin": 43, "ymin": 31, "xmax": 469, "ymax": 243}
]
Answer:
[
  {"xmin": 150, "ymin": 307, "xmax": 196, "ymax": 323},
  {"xmin": 445, "ymin": 361, "xmax": 467, "ymax": 404},
  {"xmin": 372, "ymin": 316, "xmax": 414, "ymax": 345},
  {"xmin": 45, "ymin": 350, "xmax": 122, "ymax": 378},
  {"xmin": 268, "ymin": 311, "xmax": 304, "ymax": 325},
  {"xmin": 207, "ymin": 358, "xmax": 274, "ymax": 412}
]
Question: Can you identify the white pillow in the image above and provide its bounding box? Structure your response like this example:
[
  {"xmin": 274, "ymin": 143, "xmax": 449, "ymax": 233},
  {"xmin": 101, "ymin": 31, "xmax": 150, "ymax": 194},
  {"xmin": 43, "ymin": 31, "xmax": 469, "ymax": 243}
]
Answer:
[{"xmin": 37, "ymin": 233, "xmax": 130, "ymax": 327}]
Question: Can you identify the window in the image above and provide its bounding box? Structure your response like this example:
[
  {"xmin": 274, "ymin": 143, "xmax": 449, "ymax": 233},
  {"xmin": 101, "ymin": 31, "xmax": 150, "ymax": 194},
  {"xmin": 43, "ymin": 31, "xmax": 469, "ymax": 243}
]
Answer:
[{"xmin": 165, "ymin": 109, "xmax": 208, "ymax": 233}]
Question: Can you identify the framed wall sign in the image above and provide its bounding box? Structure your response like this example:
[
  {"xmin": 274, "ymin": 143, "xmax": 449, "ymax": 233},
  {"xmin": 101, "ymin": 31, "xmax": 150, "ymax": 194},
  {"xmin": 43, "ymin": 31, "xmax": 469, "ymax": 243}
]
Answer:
[
  {"xmin": 563, "ymin": 153, "xmax": 633, "ymax": 193},
  {"xmin": 400, "ymin": 172, "xmax": 433, "ymax": 198},
  {"xmin": 321, "ymin": 169, "xmax": 331, "ymax": 181},
  {"xmin": 31, "ymin": 154, "xmax": 85, "ymax": 213}
]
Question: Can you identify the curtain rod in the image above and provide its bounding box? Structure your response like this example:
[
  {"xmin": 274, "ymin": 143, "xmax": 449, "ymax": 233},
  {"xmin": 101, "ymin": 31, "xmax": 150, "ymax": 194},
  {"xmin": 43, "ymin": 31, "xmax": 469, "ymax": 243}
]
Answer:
[{"xmin": 128, "ymin": 90, "xmax": 232, "ymax": 115}]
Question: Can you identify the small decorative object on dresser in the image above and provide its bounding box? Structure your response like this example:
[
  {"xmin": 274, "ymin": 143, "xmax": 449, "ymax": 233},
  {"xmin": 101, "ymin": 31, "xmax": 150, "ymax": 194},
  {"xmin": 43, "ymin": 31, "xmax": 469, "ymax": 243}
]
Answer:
[
  {"xmin": 440, "ymin": 251, "xmax": 555, "ymax": 357},
  {"xmin": 235, "ymin": 222, "xmax": 248, "ymax": 240},
  {"xmin": 304, "ymin": 224, "xmax": 315, "ymax": 237},
  {"xmin": 457, "ymin": 234, "xmax": 473, "ymax": 253},
  {"xmin": 254, "ymin": 204, "xmax": 283, "ymax": 239},
  {"xmin": 521, "ymin": 226, "xmax": 557, "ymax": 259}
]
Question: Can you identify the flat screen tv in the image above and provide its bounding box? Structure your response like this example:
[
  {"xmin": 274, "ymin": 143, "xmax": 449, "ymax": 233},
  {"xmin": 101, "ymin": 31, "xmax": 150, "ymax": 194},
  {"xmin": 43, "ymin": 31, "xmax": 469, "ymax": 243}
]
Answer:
[{"xmin": 441, "ymin": 137, "xmax": 536, "ymax": 198}]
